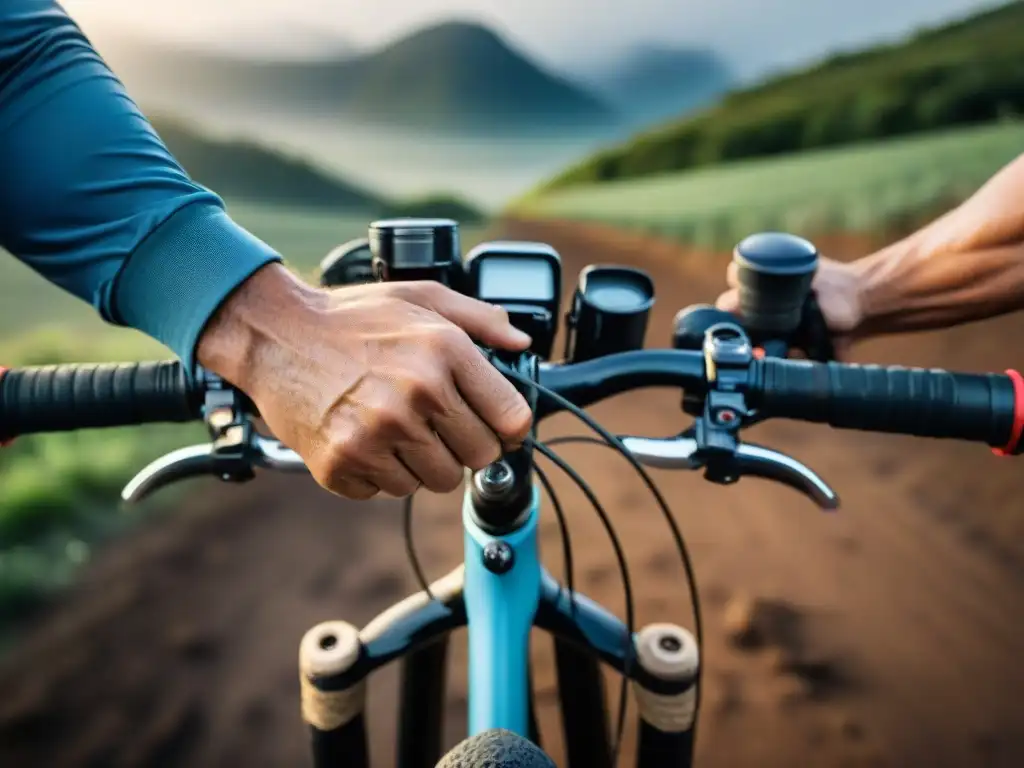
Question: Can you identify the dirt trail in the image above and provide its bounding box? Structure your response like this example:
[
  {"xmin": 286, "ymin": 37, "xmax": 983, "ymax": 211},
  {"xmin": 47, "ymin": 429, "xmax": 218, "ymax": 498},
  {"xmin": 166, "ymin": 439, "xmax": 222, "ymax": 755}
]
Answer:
[{"xmin": 1, "ymin": 218, "xmax": 1023, "ymax": 767}]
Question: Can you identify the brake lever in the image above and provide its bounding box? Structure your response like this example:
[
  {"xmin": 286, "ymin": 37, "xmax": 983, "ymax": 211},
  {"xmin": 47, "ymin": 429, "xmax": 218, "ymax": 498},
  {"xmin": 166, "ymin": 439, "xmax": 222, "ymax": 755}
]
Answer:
[
  {"xmin": 121, "ymin": 443, "xmax": 218, "ymax": 503},
  {"xmin": 120, "ymin": 435, "xmax": 308, "ymax": 504},
  {"xmin": 620, "ymin": 433, "xmax": 839, "ymax": 510},
  {"xmin": 732, "ymin": 443, "xmax": 839, "ymax": 509},
  {"xmin": 122, "ymin": 371, "xmax": 312, "ymax": 503}
]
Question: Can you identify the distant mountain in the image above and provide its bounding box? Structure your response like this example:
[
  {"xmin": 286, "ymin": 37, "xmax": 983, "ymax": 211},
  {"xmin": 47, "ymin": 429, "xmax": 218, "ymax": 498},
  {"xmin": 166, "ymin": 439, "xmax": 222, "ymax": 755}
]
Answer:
[
  {"xmin": 335, "ymin": 22, "xmax": 617, "ymax": 132},
  {"xmin": 150, "ymin": 117, "xmax": 384, "ymax": 211},
  {"xmin": 89, "ymin": 21, "xmax": 618, "ymax": 136},
  {"xmin": 584, "ymin": 45, "xmax": 735, "ymax": 125},
  {"xmin": 381, "ymin": 193, "xmax": 486, "ymax": 224}
]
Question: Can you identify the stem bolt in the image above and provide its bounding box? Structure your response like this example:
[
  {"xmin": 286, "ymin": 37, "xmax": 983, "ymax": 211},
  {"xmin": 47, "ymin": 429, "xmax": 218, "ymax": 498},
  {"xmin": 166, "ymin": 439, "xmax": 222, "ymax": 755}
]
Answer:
[
  {"xmin": 482, "ymin": 540, "xmax": 515, "ymax": 574},
  {"xmin": 474, "ymin": 460, "xmax": 515, "ymax": 500}
]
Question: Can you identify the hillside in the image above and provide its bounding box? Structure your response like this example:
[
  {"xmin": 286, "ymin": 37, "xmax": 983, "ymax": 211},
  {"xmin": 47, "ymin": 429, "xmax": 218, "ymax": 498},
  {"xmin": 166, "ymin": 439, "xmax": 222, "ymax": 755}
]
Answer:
[
  {"xmin": 517, "ymin": 122, "xmax": 1024, "ymax": 250},
  {"xmin": 540, "ymin": 0, "xmax": 1024, "ymax": 191},
  {"xmin": 580, "ymin": 45, "xmax": 734, "ymax": 126},
  {"xmin": 150, "ymin": 117, "xmax": 384, "ymax": 211},
  {"xmin": 90, "ymin": 22, "xmax": 617, "ymax": 135}
]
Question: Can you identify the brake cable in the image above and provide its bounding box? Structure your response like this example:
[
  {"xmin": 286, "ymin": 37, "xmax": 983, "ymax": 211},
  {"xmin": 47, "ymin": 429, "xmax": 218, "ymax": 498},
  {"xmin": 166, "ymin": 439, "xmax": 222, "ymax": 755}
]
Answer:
[
  {"xmin": 498, "ymin": 364, "xmax": 705, "ymax": 742},
  {"xmin": 533, "ymin": 463, "xmax": 577, "ymax": 605},
  {"xmin": 402, "ymin": 494, "xmax": 435, "ymax": 600},
  {"xmin": 531, "ymin": 439, "xmax": 633, "ymax": 766},
  {"xmin": 400, "ymin": 465, "xmax": 577, "ymax": 605},
  {"xmin": 402, "ymin": 364, "xmax": 704, "ymax": 763},
  {"xmin": 546, "ymin": 435, "xmax": 608, "ymax": 450}
]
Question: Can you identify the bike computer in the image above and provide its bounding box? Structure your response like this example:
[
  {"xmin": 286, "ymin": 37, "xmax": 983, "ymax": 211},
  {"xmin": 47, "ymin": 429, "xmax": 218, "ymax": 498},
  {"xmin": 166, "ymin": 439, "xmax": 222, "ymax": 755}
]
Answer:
[{"xmin": 463, "ymin": 241, "xmax": 562, "ymax": 359}]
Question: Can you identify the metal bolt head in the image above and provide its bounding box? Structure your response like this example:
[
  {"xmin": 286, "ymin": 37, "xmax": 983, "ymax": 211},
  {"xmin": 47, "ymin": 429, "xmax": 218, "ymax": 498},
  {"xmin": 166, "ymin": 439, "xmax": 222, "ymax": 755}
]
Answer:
[
  {"xmin": 714, "ymin": 409, "xmax": 737, "ymax": 425},
  {"xmin": 474, "ymin": 460, "xmax": 515, "ymax": 500},
  {"xmin": 482, "ymin": 540, "xmax": 515, "ymax": 574}
]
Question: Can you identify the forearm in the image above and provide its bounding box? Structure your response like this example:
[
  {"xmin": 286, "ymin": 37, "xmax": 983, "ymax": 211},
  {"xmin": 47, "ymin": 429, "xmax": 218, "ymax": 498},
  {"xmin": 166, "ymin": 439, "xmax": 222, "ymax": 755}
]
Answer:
[
  {"xmin": 0, "ymin": 1, "xmax": 281, "ymax": 371},
  {"xmin": 852, "ymin": 153, "xmax": 1024, "ymax": 336}
]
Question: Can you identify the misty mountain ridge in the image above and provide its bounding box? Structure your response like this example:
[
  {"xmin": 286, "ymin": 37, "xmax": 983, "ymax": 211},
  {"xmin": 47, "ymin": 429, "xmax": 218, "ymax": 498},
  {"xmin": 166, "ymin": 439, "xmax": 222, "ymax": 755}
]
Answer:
[
  {"xmin": 582, "ymin": 44, "xmax": 735, "ymax": 125},
  {"xmin": 149, "ymin": 116, "xmax": 384, "ymax": 211},
  {"xmin": 92, "ymin": 20, "xmax": 619, "ymax": 136}
]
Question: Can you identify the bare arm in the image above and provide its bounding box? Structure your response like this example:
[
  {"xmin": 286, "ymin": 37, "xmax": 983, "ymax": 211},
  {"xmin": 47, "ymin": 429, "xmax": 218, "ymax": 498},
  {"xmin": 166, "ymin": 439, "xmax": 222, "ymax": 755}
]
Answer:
[
  {"xmin": 718, "ymin": 152, "xmax": 1024, "ymax": 348},
  {"xmin": 853, "ymin": 152, "xmax": 1024, "ymax": 336}
]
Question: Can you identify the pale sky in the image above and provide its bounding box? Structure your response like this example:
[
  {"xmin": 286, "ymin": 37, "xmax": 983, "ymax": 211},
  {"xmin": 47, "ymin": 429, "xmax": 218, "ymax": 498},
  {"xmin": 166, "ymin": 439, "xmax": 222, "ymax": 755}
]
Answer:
[{"xmin": 62, "ymin": 0, "xmax": 1002, "ymax": 76}]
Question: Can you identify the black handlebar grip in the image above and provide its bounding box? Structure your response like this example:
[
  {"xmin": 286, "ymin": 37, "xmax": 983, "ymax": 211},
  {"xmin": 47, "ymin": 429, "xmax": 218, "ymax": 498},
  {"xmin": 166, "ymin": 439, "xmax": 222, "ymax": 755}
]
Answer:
[
  {"xmin": 0, "ymin": 361, "xmax": 201, "ymax": 439},
  {"xmin": 754, "ymin": 359, "xmax": 1018, "ymax": 448},
  {"xmin": 733, "ymin": 232, "xmax": 818, "ymax": 339}
]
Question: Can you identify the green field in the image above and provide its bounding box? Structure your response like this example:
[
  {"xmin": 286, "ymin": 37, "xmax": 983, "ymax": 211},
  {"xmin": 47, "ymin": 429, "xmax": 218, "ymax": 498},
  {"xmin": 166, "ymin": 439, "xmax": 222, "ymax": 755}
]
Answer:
[
  {"xmin": 0, "ymin": 199, "xmax": 487, "ymax": 631},
  {"xmin": 514, "ymin": 121, "xmax": 1024, "ymax": 249}
]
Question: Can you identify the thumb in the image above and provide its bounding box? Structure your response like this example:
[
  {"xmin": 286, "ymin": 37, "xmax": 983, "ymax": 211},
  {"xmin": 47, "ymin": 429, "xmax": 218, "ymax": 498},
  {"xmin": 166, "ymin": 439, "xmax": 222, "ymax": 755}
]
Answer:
[
  {"xmin": 715, "ymin": 288, "xmax": 740, "ymax": 314},
  {"xmin": 725, "ymin": 260, "xmax": 740, "ymax": 289}
]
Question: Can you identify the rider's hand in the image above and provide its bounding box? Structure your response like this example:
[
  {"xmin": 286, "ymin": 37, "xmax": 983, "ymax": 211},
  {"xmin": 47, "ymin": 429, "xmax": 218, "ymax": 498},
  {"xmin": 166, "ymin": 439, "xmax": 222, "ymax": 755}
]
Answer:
[
  {"xmin": 196, "ymin": 264, "xmax": 534, "ymax": 499},
  {"xmin": 714, "ymin": 255, "xmax": 865, "ymax": 358}
]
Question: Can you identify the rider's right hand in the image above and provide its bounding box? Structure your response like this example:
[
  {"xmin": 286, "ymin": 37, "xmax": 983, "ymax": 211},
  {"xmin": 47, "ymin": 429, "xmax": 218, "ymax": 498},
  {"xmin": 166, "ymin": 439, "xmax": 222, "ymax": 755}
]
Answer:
[
  {"xmin": 195, "ymin": 264, "xmax": 534, "ymax": 500},
  {"xmin": 715, "ymin": 254, "xmax": 865, "ymax": 358}
]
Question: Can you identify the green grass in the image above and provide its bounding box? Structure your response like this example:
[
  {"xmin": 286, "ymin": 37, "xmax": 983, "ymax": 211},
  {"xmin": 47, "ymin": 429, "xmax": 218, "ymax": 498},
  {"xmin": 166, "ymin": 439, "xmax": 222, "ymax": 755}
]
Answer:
[
  {"xmin": 514, "ymin": 121, "xmax": 1024, "ymax": 249},
  {"xmin": 0, "ymin": 332, "xmax": 203, "ymax": 628},
  {"xmin": 0, "ymin": 199, "xmax": 490, "ymax": 630}
]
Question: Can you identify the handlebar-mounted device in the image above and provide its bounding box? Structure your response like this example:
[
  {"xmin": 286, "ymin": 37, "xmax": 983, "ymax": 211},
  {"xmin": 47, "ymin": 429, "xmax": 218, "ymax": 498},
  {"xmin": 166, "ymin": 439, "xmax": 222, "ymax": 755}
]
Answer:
[{"xmin": 118, "ymin": 218, "xmax": 845, "ymax": 510}]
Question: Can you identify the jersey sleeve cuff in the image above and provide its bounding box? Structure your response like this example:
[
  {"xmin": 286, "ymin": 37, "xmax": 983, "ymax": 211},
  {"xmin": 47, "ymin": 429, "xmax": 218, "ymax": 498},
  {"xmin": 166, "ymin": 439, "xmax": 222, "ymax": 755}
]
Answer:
[{"xmin": 112, "ymin": 203, "xmax": 283, "ymax": 373}]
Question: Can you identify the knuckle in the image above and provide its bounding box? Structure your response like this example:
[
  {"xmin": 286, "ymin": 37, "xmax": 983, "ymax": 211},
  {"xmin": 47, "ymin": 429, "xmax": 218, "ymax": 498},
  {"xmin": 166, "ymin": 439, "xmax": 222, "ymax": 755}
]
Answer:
[
  {"xmin": 465, "ymin": 439, "xmax": 502, "ymax": 472},
  {"xmin": 442, "ymin": 466, "xmax": 466, "ymax": 492},
  {"xmin": 369, "ymin": 402, "xmax": 408, "ymax": 436},
  {"xmin": 382, "ymin": 479, "xmax": 418, "ymax": 498},
  {"xmin": 431, "ymin": 323, "xmax": 466, "ymax": 350},
  {"xmin": 345, "ymin": 483, "xmax": 378, "ymax": 501},
  {"xmin": 408, "ymin": 370, "xmax": 447, "ymax": 409},
  {"xmin": 489, "ymin": 302, "xmax": 510, "ymax": 324},
  {"xmin": 494, "ymin": 396, "xmax": 533, "ymax": 442},
  {"xmin": 324, "ymin": 438, "xmax": 361, "ymax": 474},
  {"xmin": 400, "ymin": 280, "xmax": 442, "ymax": 304}
]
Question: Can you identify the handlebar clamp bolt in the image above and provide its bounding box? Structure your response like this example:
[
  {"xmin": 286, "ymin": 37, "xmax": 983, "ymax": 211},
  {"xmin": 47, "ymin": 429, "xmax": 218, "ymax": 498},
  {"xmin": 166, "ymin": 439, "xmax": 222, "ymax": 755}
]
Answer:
[{"xmin": 482, "ymin": 540, "xmax": 515, "ymax": 574}]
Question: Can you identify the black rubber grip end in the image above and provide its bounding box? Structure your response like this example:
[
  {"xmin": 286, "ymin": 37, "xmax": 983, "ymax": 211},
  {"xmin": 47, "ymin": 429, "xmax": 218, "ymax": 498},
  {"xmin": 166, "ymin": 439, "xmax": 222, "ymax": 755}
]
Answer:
[
  {"xmin": 755, "ymin": 359, "xmax": 1017, "ymax": 447},
  {"xmin": 0, "ymin": 361, "xmax": 200, "ymax": 439}
]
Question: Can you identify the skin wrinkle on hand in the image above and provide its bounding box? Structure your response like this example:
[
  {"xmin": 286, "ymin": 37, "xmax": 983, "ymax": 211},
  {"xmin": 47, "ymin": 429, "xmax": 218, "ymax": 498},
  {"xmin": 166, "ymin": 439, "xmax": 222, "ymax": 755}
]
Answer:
[{"xmin": 194, "ymin": 264, "xmax": 531, "ymax": 499}]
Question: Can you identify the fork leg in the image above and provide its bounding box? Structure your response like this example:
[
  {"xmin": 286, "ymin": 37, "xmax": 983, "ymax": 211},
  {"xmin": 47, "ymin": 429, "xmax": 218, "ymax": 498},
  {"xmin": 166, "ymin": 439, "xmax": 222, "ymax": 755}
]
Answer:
[
  {"xmin": 397, "ymin": 638, "xmax": 449, "ymax": 768},
  {"xmin": 632, "ymin": 624, "xmax": 699, "ymax": 768},
  {"xmin": 300, "ymin": 621, "xmax": 370, "ymax": 768},
  {"xmin": 554, "ymin": 637, "xmax": 612, "ymax": 768},
  {"xmin": 527, "ymin": 661, "xmax": 542, "ymax": 748}
]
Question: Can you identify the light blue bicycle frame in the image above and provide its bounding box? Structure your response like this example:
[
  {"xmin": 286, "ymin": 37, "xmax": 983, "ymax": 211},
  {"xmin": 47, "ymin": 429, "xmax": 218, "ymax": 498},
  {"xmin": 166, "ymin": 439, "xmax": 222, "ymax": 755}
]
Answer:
[{"xmin": 461, "ymin": 485, "xmax": 542, "ymax": 737}]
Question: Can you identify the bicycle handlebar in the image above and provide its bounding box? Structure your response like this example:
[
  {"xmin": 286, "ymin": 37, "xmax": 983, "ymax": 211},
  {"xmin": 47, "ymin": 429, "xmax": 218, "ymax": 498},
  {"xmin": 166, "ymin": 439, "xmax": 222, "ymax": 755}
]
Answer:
[
  {"xmin": 1, "ymin": 352, "xmax": 1020, "ymax": 454},
  {"xmin": 0, "ymin": 361, "xmax": 200, "ymax": 439}
]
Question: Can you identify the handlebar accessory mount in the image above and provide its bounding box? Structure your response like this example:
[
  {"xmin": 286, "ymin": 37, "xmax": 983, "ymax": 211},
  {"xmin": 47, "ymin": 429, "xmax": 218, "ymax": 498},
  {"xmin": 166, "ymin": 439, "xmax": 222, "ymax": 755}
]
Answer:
[
  {"xmin": 565, "ymin": 265, "xmax": 655, "ymax": 363},
  {"xmin": 319, "ymin": 237, "xmax": 374, "ymax": 288},
  {"xmin": 368, "ymin": 218, "xmax": 462, "ymax": 286}
]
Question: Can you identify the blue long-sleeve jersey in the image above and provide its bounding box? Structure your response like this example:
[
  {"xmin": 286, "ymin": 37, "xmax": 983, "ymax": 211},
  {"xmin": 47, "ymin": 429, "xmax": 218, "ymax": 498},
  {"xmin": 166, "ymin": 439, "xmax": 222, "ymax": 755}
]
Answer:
[{"xmin": 0, "ymin": 1, "xmax": 283, "ymax": 371}]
